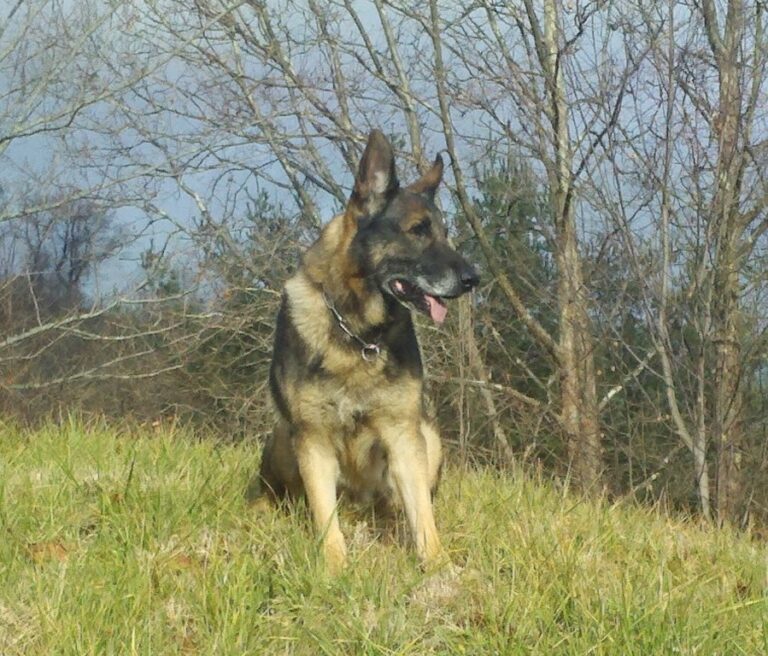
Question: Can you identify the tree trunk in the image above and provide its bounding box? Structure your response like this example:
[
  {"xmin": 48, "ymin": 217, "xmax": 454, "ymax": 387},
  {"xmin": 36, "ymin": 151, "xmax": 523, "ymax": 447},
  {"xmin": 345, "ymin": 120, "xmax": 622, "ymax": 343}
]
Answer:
[
  {"xmin": 705, "ymin": 0, "xmax": 746, "ymax": 523},
  {"xmin": 541, "ymin": 0, "xmax": 602, "ymax": 490},
  {"xmin": 556, "ymin": 210, "xmax": 602, "ymax": 489},
  {"xmin": 458, "ymin": 295, "xmax": 514, "ymax": 464},
  {"xmin": 712, "ymin": 239, "xmax": 744, "ymax": 522}
]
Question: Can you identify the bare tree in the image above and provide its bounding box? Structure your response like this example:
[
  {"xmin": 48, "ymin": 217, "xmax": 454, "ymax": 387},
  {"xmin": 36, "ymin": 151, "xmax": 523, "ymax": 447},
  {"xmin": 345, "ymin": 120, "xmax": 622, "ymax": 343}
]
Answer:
[
  {"xmin": 592, "ymin": 0, "xmax": 768, "ymax": 521},
  {"xmin": 422, "ymin": 0, "xmax": 651, "ymax": 488},
  {"xmin": 0, "ymin": 1, "xmax": 166, "ymax": 222},
  {"xmin": 0, "ymin": 1, "xmax": 210, "ymax": 419},
  {"xmin": 698, "ymin": 0, "xmax": 766, "ymax": 523}
]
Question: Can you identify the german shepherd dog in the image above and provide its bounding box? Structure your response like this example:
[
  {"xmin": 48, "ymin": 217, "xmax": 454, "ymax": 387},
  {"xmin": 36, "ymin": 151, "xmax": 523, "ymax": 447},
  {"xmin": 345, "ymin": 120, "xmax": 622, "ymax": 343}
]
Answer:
[{"xmin": 255, "ymin": 130, "xmax": 479, "ymax": 572}]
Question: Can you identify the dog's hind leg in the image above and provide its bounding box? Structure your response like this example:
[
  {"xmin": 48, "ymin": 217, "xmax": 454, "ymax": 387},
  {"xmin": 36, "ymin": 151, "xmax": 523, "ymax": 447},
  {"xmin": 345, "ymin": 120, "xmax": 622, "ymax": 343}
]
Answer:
[{"xmin": 248, "ymin": 421, "xmax": 302, "ymax": 507}]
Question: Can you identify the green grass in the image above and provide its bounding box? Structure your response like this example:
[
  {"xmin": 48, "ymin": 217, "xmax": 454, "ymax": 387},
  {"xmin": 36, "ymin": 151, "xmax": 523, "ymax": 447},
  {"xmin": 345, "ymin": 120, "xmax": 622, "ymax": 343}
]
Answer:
[{"xmin": 0, "ymin": 418, "xmax": 766, "ymax": 655}]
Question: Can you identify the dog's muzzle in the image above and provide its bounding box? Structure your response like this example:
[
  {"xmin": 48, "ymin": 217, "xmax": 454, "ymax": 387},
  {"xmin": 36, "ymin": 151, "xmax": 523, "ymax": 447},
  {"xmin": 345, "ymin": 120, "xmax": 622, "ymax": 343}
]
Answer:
[{"xmin": 388, "ymin": 261, "xmax": 479, "ymax": 324}]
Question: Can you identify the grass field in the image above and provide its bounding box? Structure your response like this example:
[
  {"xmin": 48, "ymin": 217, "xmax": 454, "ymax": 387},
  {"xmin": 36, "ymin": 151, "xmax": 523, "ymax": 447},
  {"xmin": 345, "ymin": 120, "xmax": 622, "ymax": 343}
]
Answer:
[{"xmin": 1, "ymin": 418, "xmax": 766, "ymax": 655}]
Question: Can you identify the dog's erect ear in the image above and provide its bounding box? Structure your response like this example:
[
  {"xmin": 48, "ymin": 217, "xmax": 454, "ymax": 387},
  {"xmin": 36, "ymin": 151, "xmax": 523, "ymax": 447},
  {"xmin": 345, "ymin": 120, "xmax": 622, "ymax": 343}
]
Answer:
[
  {"xmin": 406, "ymin": 154, "xmax": 443, "ymax": 200},
  {"xmin": 347, "ymin": 130, "xmax": 399, "ymax": 219}
]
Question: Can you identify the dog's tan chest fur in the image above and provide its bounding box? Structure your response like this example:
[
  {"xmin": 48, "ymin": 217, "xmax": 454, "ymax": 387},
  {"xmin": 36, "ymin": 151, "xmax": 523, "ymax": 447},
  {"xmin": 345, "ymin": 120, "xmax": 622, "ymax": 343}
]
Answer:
[
  {"xmin": 282, "ymin": 289, "xmax": 423, "ymax": 501},
  {"xmin": 285, "ymin": 271, "xmax": 388, "ymax": 375}
]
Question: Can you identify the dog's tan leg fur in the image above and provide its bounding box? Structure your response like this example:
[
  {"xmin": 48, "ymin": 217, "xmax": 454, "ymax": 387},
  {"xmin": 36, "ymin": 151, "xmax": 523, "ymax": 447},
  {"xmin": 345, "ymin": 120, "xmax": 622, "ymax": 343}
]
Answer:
[
  {"xmin": 378, "ymin": 419, "xmax": 444, "ymax": 565},
  {"xmin": 420, "ymin": 419, "xmax": 443, "ymax": 491},
  {"xmin": 296, "ymin": 436, "xmax": 347, "ymax": 574}
]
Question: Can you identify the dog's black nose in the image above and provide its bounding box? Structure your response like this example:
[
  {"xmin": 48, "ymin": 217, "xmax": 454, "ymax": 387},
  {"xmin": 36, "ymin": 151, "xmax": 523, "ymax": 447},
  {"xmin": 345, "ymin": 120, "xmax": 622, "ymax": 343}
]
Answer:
[{"xmin": 460, "ymin": 265, "xmax": 480, "ymax": 291}]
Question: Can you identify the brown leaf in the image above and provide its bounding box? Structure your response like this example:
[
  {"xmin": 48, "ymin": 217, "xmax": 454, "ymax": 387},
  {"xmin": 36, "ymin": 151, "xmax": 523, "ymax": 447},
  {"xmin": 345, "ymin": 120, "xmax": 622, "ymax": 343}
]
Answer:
[{"xmin": 26, "ymin": 541, "xmax": 69, "ymax": 564}]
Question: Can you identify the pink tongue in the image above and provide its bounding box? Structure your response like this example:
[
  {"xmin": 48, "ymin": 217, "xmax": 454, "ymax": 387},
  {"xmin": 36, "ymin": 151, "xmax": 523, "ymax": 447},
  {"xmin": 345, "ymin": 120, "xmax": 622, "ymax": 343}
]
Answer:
[{"xmin": 426, "ymin": 295, "xmax": 447, "ymax": 324}]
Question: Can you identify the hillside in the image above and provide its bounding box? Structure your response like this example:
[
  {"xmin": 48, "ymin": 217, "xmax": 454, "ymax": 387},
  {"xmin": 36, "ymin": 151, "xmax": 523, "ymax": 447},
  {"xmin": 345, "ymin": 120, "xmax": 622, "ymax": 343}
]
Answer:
[{"xmin": 1, "ymin": 420, "xmax": 766, "ymax": 654}]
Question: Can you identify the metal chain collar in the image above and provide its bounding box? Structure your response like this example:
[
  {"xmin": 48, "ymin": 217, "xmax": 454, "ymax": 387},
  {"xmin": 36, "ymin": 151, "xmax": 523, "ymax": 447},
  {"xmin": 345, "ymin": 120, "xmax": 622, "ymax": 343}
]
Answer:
[{"xmin": 322, "ymin": 292, "xmax": 381, "ymax": 361}]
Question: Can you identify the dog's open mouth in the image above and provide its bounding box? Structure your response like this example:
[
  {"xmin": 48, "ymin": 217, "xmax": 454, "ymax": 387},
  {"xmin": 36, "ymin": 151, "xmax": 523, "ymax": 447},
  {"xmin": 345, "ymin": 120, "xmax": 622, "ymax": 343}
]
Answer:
[{"xmin": 390, "ymin": 279, "xmax": 448, "ymax": 324}]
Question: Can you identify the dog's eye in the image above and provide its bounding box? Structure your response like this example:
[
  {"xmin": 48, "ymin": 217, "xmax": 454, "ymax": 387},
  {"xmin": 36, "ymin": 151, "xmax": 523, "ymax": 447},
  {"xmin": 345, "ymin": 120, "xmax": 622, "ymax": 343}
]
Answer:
[{"xmin": 408, "ymin": 220, "xmax": 431, "ymax": 237}]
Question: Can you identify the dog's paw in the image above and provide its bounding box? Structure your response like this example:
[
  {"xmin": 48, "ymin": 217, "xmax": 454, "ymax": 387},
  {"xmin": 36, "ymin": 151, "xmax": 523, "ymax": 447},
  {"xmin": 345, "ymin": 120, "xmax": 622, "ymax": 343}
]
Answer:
[
  {"xmin": 324, "ymin": 540, "xmax": 348, "ymax": 576},
  {"xmin": 249, "ymin": 495, "xmax": 273, "ymax": 513}
]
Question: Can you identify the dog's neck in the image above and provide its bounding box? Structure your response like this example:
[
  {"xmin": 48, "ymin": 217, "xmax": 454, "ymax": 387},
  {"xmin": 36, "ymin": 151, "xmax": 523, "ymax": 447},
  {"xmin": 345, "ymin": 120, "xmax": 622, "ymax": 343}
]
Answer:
[
  {"xmin": 302, "ymin": 214, "xmax": 394, "ymax": 335},
  {"xmin": 315, "ymin": 272, "xmax": 392, "ymax": 338}
]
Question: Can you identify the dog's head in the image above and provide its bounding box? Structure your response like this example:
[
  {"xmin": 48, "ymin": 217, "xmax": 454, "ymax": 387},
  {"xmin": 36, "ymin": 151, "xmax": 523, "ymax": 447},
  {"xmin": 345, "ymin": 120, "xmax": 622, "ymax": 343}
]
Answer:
[{"xmin": 346, "ymin": 130, "xmax": 479, "ymax": 324}]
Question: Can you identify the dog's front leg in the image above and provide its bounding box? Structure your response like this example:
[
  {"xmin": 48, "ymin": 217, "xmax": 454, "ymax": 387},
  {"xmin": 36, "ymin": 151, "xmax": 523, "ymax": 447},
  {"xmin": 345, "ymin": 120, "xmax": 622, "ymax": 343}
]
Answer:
[
  {"xmin": 380, "ymin": 421, "xmax": 444, "ymax": 566},
  {"xmin": 296, "ymin": 437, "xmax": 347, "ymax": 574}
]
